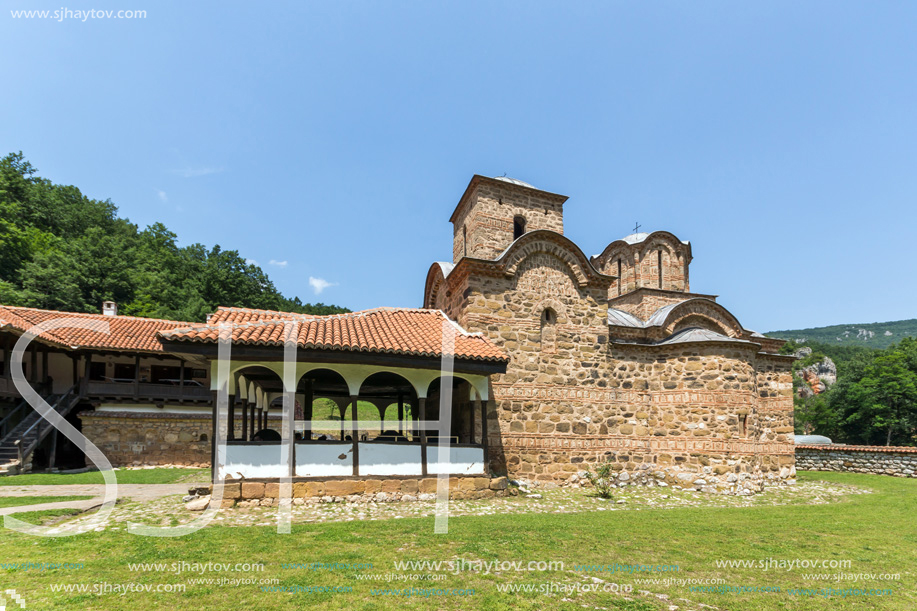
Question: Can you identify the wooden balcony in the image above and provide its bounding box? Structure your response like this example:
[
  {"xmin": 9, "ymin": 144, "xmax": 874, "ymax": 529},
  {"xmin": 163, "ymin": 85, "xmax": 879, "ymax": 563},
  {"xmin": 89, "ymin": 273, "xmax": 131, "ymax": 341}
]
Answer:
[{"xmin": 85, "ymin": 380, "xmax": 211, "ymax": 403}]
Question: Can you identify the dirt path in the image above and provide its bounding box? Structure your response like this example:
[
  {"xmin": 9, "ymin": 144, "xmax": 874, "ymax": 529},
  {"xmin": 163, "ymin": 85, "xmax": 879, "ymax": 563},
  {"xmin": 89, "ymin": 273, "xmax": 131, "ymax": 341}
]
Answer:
[{"xmin": 0, "ymin": 483, "xmax": 205, "ymax": 515}]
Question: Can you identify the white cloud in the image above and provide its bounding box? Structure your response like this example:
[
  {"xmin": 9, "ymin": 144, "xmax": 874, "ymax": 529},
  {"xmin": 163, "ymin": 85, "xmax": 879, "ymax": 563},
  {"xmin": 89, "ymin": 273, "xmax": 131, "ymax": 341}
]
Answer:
[
  {"xmin": 269, "ymin": 260, "xmax": 288, "ymax": 268},
  {"xmin": 309, "ymin": 276, "xmax": 337, "ymax": 295},
  {"xmin": 172, "ymin": 166, "xmax": 225, "ymax": 178},
  {"xmin": 156, "ymin": 189, "xmax": 168, "ymax": 202},
  {"xmin": 245, "ymin": 258, "xmax": 258, "ymax": 266}
]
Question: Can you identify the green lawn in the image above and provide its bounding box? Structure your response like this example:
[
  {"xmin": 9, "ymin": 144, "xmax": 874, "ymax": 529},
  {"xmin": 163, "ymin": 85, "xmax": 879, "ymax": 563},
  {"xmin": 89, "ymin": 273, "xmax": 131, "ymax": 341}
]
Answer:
[
  {"xmin": 0, "ymin": 468, "xmax": 208, "ymax": 486},
  {"xmin": 5, "ymin": 508, "xmax": 85, "ymax": 525},
  {"xmin": 0, "ymin": 472, "xmax": 914, "ymax": 610},
  {"xmin": 0, "ymin": 495, "xmax": 93, "ymax": 508}
]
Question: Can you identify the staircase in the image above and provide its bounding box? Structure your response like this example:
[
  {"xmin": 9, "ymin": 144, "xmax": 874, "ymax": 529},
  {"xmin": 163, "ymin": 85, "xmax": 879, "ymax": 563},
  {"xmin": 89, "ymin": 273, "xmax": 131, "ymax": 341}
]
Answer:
[{"xmin": 0, "ymin": 386, "xmax": 80, "ymax": 474}]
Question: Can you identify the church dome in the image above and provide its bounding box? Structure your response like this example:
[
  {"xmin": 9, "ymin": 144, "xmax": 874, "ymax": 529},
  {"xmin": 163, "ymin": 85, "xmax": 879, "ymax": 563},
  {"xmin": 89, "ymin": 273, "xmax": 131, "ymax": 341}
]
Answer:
[
  {"xmin": 493, "ymin": 176, "xmax": 536, "ymax": 189},
  {"xmin": 621, "ymin": 232, "xmax": 650, "ymax": 245}
]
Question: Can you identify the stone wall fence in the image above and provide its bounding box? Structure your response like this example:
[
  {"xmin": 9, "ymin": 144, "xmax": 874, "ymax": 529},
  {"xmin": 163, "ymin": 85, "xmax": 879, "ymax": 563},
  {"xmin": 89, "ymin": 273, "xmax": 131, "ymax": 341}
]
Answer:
[{"xmin": 795, "ymin": 444, "xmax": 917, "ymax": 478}]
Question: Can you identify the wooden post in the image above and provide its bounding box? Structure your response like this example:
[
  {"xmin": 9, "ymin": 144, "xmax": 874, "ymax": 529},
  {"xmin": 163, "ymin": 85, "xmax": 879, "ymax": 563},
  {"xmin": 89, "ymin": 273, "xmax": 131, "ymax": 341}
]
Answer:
[
  {"xmin": 419, "ymin": 397, "xmax": 428, "ymax": 477},
  {"xmin": 249, "ymin": 402, "xmax": 256, "ymax": 439},
  {"xmin": 397, "ymin": 392, "xmax": 404, "ymax": 436},
  {"xmin": 470, "ymin": 398, "xmax": 476, "ymax": 446},
  {"xmin": 1, "ymin": 335, "xmax": 9, "ymax": 380},
  {"xmin": 133, "ymin": 355, "xmax": 140, "ymax": 401},
  {"xmin": 41, "ymin": 350, "xmax": 49, "ymax": 390},
  {"xmin": 241, "ymin": 396, "xmax": 248, "ymax": 442},
  {"xmin": 339, "ymin": 404, "xmax": 345, "ymax": 440},
  {"xmin": 303, "ymin": 379, "xmax": 313, "ymax": 441},
  {"xmin": 351, "ymin": 395, "xmax": 359, "ymax": 477},
  {"xmin": 30, "ymin": 345, "xmax": 37, "ymax": 384},
  {"xmin": 210, "ymin": 391, "xmax": 218, "ymax": 484},
  {"xmin": 71, "ymin": 356, "xmax": 78, "ymax": 392},
  {"xmin": 479, "ymin": 397, "xmax": 488, "ymax": 470},
  {"xmin": 81, "ymin": 355, "xmax": 91, "ymax": 397},
  {"xmin": 179, "ymin": 359, "xmax": 185, "ymax": 403},
  {"xmin": 48, "ymin": 429, "xmax": 58, "ymax": 471},
  {"xmin": 228, "ymin": 389, "xmax": 236, "ymax": 441}
]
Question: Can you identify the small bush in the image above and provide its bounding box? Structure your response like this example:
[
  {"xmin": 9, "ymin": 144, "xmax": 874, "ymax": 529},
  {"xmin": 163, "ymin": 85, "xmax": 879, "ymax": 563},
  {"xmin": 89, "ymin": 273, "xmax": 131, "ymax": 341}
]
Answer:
[{"xmin": 584, "ymin": 462, "xmax": 615, "ymax": 499}]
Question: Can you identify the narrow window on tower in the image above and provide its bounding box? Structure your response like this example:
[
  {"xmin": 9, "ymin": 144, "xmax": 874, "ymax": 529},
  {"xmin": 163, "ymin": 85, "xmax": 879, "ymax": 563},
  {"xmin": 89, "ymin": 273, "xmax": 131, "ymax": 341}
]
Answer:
[
  {"xmin": 513, "ymin": 216, "xmax": 526, "ymax": 240},
  {"xmin": 541, "ymin": 308, "xmax": 557, "ymax": 353},
  {"xmin": 462, "ymin": 224, "xmax": 468, "ymax": 257},
  {"xmin": 740, "ymin": 413, "xmax": 748, "ymax": 437},
  {"xmin": 658, "ymin": 249, "xmax": 663, "ymax": 288},
  {"xmin": 617, "ymin": 259, "xmax": 622, "ymax": 296}
]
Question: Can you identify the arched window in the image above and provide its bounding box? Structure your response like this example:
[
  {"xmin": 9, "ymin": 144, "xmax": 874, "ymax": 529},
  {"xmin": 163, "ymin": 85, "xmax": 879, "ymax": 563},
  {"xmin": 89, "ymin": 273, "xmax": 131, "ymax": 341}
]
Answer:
[
  {"xmin": 513, "ymin": 216, "xmax": 526, "ymax": 240},
  {"xmin": 541, "ymin": 308, "xmax": 557, "ymax": 353}
]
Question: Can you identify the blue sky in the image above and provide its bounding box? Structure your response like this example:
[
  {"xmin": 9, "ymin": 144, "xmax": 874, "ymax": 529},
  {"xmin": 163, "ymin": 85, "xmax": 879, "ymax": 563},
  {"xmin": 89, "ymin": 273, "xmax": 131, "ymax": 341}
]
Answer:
[{"xmin": 2, "ymin": 2, "xmax": 915, "ymax": 332}]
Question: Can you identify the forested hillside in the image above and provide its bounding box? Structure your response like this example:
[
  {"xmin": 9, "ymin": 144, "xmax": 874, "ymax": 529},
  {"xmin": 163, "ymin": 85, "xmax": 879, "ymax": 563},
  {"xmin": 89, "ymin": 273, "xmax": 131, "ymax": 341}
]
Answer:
[
  {"xmin": 0, "ymin": 152, "xmax": 349, "ymax": 322},
  {"xmin": 781, "ymin": 339, "xmax": 917, "ymax": 446},
  {"xmin": 768, "ymin": 318, "xmax": 917, "ymax": 349}
]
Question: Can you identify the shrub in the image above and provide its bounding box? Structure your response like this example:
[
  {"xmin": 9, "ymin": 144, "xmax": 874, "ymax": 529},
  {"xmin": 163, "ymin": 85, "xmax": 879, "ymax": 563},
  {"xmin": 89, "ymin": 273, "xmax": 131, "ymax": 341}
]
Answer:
[{"xmin": 584, "ymin": 462, "xmax": 615, "ymax": 499}]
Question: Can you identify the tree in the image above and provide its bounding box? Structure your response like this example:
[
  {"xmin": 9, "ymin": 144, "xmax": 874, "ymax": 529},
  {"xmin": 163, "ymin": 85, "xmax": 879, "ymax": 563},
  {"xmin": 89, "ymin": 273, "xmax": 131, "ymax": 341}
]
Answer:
[
  {"xmin": 841, "ymin": 351, "xmax": 917, "ymax": 446},
  {"xmin": 0, "ymin": 152, "xmax": 351, "ymax": 320}
]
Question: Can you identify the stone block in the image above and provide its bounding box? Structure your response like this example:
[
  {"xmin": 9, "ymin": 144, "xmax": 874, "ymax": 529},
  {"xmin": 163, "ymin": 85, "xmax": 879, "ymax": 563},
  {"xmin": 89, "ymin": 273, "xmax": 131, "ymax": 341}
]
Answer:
[
  {"xmin": 324, "ymin": 480, "xmax": 365, "ymax": 497},
  {"xmin": 241, "ymin": 482, "xmax": 265, "ymax": 499},
  {"xmin": 490, "ymin": 476, "xmax": 508, "ymax": 490},
  {"xmin": 304, "ymin": 482, "xmax": 325, "ymax": 497},
  {"xmin": 213, "ymin": 483, "xmax": 241, "ymax": 499}
]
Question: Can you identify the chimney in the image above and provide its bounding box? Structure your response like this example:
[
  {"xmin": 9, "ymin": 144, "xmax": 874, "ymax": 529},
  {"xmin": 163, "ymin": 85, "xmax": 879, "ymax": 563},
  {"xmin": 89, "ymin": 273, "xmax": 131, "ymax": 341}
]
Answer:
[
  {"xmin": 205, "ymin": 313, "xmax": 214, "ymax": 322},
  {"xmin": 102, "ymin": 301, "xmax": 118, "ymax": 316}
]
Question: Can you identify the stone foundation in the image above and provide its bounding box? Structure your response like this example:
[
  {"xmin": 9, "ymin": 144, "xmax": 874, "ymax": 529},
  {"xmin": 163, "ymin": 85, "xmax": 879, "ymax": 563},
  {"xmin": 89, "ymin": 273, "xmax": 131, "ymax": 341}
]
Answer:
[
  {"xmin": 81, "ymin": 411, "xmax": 211, "ymax": 467},
  {"xmin": 208, "ymin": 476, "xmax": 512, "ymax": 506},
  {"xmin": 796, "ymin": 445, "xmax": 917, "ymax": 477}
]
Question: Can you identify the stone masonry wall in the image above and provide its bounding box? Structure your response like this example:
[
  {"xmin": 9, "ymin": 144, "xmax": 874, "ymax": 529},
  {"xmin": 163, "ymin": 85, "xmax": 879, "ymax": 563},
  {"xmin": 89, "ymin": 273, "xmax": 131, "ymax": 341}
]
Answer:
[
  {"xmin": 452, "ymin": 181, "xmax": 565, "ymax": 262},
  {"xmin": 448, "ymin": 243, "xmax": 794, "ymax": 494},
  {"xmin": 593, "ymin": 235, "xmax": 690, "ymax": 297},
  {"xmin": 81, "ymin": 411, "xmax": 211, "ymax": 467},
  {"xmin": 795, "ymin": 445, "xmax": 917, "ymax": 477},
  {"xmin": 207, "ymin": 476, "xmax": 513, "ymax": 508},
  {"xmin": 608, "ymin": 289, "xmax": 700, "ymax": 321}
]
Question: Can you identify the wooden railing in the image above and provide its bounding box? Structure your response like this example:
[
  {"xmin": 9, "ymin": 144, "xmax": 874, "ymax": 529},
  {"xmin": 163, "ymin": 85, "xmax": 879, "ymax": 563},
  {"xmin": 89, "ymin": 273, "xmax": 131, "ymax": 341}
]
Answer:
[
  {"xmin": 16, "ymin": 385, "xmax": 80, "ymax": 466},
  {"xmin": 0, "ymin": 396, "xmax": 30, "ymax": 439},
  {"xmin": 85, "ymin": 381, "xmax": 211, "ymax": 401}
]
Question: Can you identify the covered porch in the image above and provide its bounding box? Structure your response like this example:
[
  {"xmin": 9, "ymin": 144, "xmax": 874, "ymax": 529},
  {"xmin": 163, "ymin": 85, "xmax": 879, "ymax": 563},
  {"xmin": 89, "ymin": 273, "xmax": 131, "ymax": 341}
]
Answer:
[
  {"xmin": 157, "ymin": 306, "xmax": 509, "ymax": 484},
  {"xmin": 216, "ymin": 361, "xmax": 494, "ymax": 480}
]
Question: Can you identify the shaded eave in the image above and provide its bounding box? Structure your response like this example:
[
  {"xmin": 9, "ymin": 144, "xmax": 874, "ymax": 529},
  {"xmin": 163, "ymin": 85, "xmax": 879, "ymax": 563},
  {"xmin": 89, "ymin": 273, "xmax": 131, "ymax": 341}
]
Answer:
[{"xmin": 158, "ymin": 338, "xmax": 508, "ymax": 376}]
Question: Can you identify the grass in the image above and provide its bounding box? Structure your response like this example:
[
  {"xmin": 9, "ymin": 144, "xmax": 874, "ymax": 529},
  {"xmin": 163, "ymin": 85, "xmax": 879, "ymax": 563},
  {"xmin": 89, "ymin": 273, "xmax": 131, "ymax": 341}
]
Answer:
[
  {"xmin": 5, "ymin": 508, "xmax": 84, "ymax": 525},
  {"xmin": 0, "ymin": 472, "xmax": 914, "ymax": 610},
  {"xmin": 0, "ymin": 495, "xmax": 94, "ymax": 508},
  {"xmin": 0, "ymin": 468, "xmax": 208, "ymax": 486}
]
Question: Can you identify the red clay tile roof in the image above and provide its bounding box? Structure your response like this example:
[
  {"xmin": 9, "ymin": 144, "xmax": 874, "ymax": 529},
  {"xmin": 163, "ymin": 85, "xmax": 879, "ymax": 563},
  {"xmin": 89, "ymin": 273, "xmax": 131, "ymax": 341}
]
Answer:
[
  {"xmin": 160, "ymin": 307, "xmax": 508, "ymax": 362},
  {"xmin": 0, "ymin": 305, "xmax": 192, "ymax": 353}
]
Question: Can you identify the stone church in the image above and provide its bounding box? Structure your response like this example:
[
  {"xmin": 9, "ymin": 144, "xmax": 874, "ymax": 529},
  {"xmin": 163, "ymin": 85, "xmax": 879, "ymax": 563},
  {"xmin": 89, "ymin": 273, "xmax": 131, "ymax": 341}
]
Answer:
[
  {"xmin": 424, "ymin": 175, "xmax": 795, "ymax": 493},
  {"xmin": 0, "ymin": 173, "xmax": 794, "ymax": 496}
]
